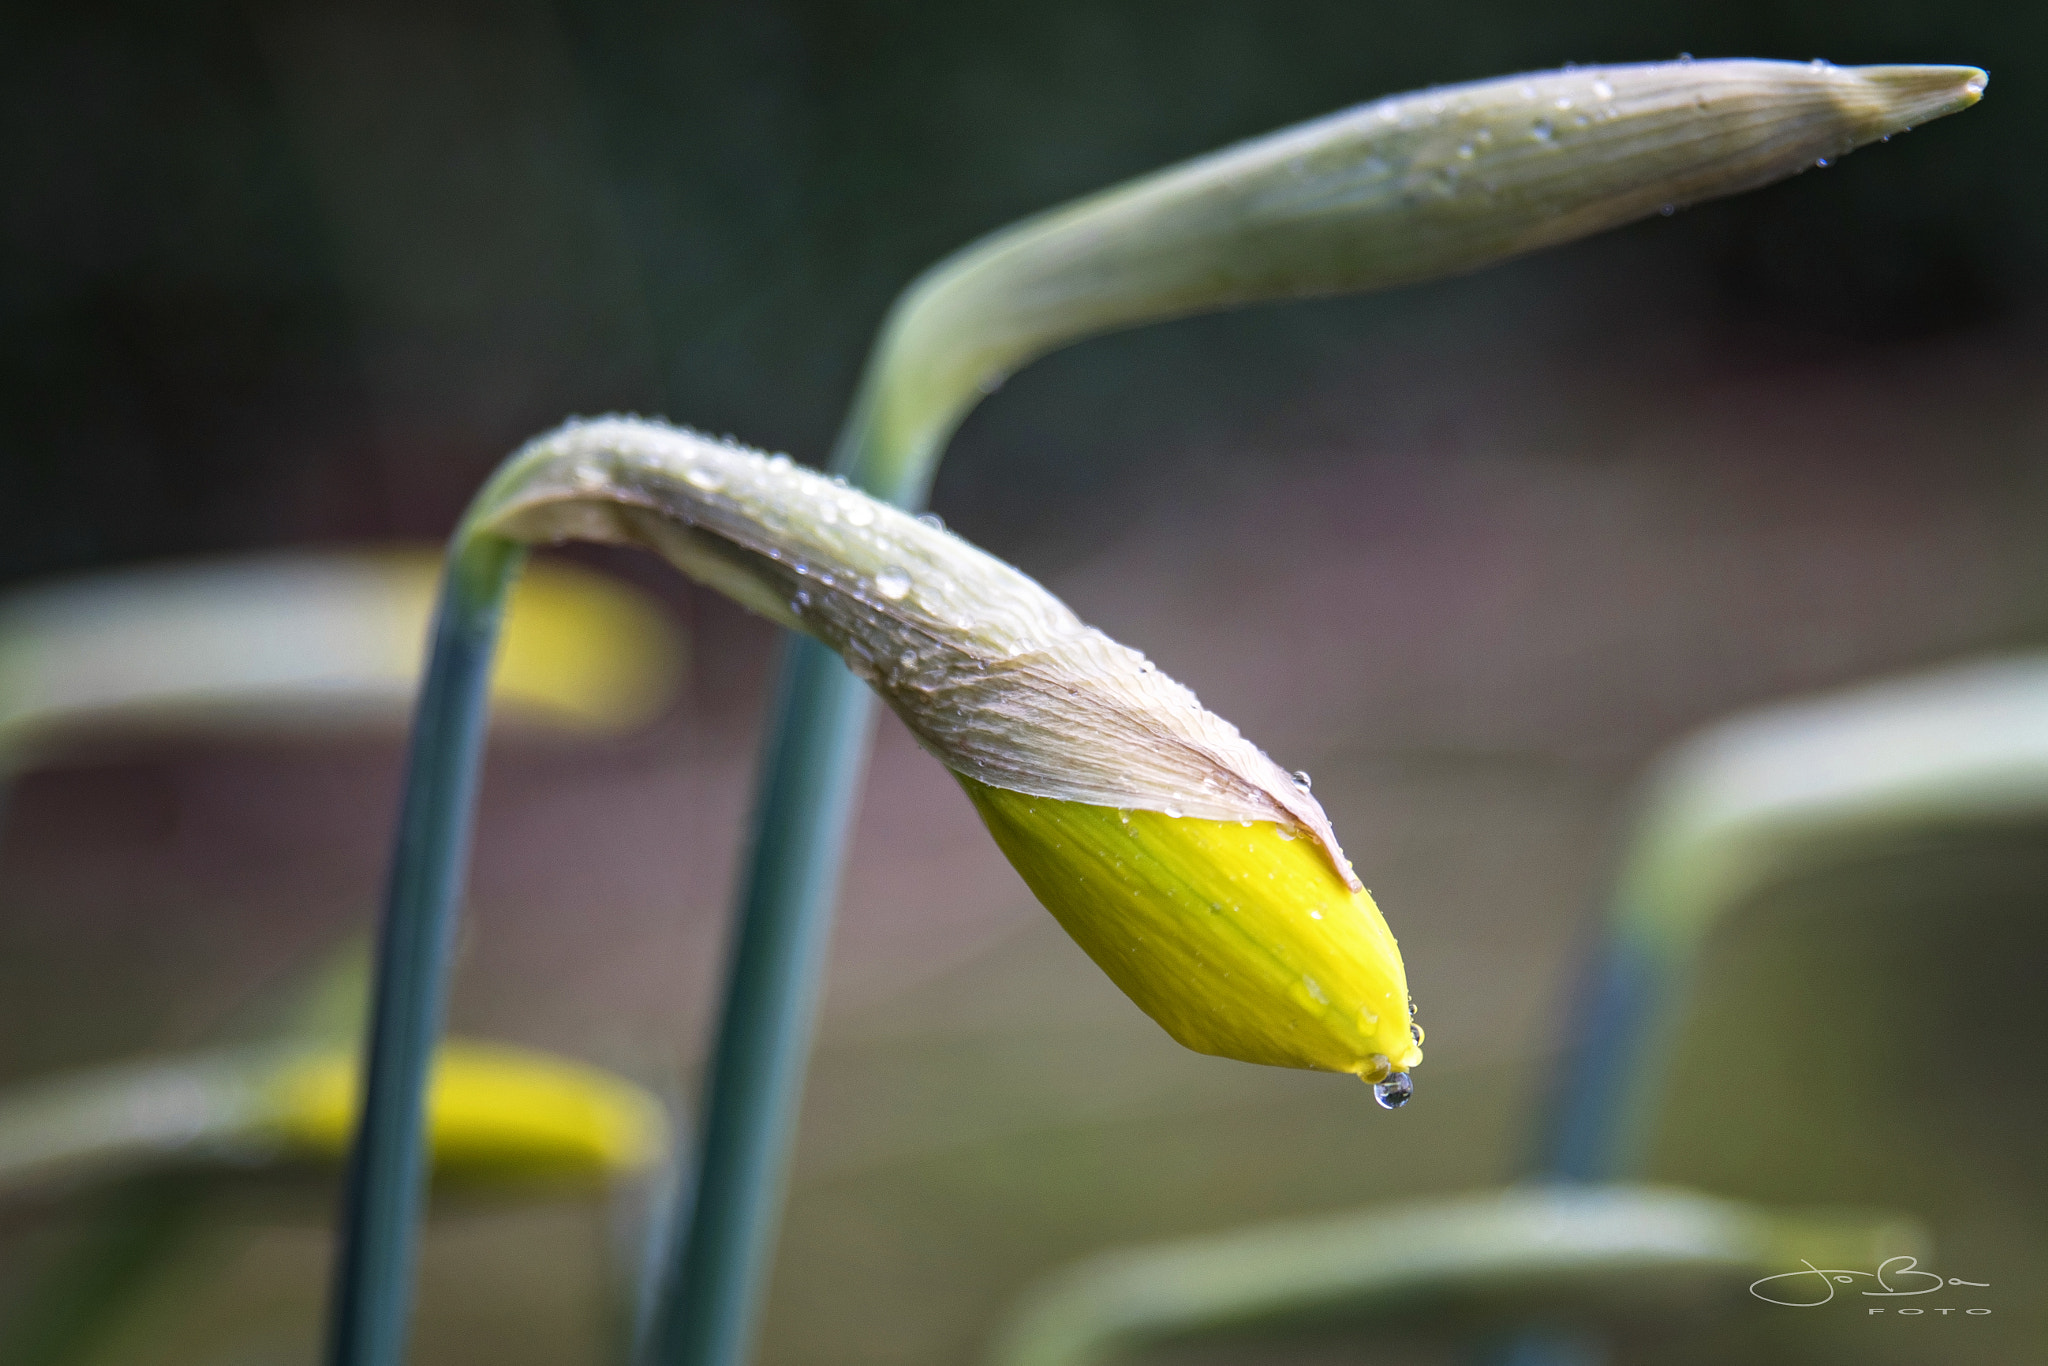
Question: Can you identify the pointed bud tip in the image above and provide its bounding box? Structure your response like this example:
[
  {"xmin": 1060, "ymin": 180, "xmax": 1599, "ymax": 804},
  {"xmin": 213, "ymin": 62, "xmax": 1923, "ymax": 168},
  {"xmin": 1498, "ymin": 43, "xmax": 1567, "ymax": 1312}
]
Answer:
[{"xmin": 1851, "ymin": 63, "xmax": 1987, "ymax": 131}]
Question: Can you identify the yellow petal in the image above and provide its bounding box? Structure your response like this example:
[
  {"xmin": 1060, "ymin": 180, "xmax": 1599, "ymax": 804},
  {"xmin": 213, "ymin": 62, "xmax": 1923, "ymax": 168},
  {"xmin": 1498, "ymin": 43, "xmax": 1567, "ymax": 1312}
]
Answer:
[
  {"xmin": 962, "ymin": 777, "xmax": 1420, "ymax": 1081},
  {"xmin": 263, "ymin": 1041, "xmax": 667, "ymax": 1183}
]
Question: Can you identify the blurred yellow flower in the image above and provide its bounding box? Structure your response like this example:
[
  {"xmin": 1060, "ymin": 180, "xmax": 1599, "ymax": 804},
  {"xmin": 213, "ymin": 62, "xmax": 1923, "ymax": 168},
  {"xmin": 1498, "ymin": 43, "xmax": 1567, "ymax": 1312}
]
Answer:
[{"xmin": 265, "ymin": 1041, "xmax": 667, "ymax": 1183}]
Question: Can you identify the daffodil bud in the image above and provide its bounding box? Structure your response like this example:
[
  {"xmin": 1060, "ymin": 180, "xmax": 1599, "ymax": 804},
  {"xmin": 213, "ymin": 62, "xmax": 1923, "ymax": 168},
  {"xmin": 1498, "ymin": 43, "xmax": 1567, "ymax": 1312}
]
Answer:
[
  {"xmin": 849, "ymin": 59, "xmax": 1986, "ymax": 486},
  {"xmin": 267, "ymin": 1041, "xmax": 666, "ymax": 1182},
  {"xmin": 471, "ymin": 419, "xmax": 1421, "ymax": 1085}
]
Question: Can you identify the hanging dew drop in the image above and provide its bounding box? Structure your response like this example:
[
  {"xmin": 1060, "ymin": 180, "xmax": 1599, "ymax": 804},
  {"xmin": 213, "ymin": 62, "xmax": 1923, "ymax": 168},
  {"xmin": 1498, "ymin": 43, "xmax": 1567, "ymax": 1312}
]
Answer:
[
  {"xmin": 875, "ymin": 568, "xmax": 912, "ymax": 600},
  {"xmin": 1373, "ymin": 1073, "xmax": 1414, "ymax": 1109},
  {"xmin": 1410, "ymin": 1021, "xmax": 1426, "ymax": 1044}
]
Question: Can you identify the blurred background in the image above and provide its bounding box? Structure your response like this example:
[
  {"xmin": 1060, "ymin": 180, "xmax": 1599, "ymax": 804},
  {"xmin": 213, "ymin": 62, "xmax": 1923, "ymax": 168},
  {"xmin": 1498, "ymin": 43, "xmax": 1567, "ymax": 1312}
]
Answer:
[{"xmin": 2, "ymin": 2, "xmax": 2043, "ymax": 1364}]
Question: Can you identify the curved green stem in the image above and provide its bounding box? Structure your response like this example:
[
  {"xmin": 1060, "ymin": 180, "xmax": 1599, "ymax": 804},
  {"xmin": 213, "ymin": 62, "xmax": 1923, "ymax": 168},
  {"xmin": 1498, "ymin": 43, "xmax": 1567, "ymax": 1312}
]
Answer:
[{"xmin": 323, "ymin": 532, "xmax": 525, "ymax": 1366}]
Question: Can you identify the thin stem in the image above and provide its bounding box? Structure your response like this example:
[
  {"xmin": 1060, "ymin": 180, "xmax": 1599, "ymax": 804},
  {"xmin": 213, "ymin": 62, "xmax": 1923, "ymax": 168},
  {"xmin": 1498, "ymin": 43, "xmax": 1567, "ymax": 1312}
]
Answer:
[
  {"xmin": 645, "ymin": 636, "xmax": 876, "ymax": 1366},
  {"xmin": 1536, "ymin": 930, "xmax": 1673, "ymax": 1182},
  {"xmin": 323, "ymin": 532, "xmax": 525, "ymax": 1366},
  {"xmin": 637, "ymin": 375, "xmax": 930, "ymax": 1366}
]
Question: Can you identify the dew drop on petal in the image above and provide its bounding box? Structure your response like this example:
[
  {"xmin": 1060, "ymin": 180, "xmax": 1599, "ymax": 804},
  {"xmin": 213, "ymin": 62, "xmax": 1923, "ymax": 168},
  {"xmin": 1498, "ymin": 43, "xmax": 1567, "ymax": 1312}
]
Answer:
[
  {"xmin": 682, "ymin": 464, "xmax": 724, "ymax": 491},
  {"xmin": 1531, "ymin": 119, "xmax": 1554, "ymax": 142},
  {"xmin": 1303, "ymin": 976, "xmax": 1329, "ymax": 1005},
  {"xmin": 1163, "ymin": 804, "xmax": 1185, "ymax": 819},
  {"xmin": 917, "ymin": 511, "xmax": 945, "ymax": 530},
  {"xmin": 1592, "ymin": 78, "xmax": 1614, "ymax": 100},
  {"xmin": 1291, "ymin": 770, "xmax": 1313, "ymax": 790},
  {"xmin": 1373, "ymin": 1073, "xmax": 1415, "ymax": 1109},
  {"xmin": 843, "ymin": 502, "xmax": 875, "ymax": 527},
  {"xmin": 874, "ymin": 568, "xmax": 911, "ymax": 600},
  {"xmin": 1660, "ymin": 203, "xmax": 1677, "ymax": 216},
  {"xmin": 1411, "ymin": 1021, "xmax": 1426, "ymax": 1044}
]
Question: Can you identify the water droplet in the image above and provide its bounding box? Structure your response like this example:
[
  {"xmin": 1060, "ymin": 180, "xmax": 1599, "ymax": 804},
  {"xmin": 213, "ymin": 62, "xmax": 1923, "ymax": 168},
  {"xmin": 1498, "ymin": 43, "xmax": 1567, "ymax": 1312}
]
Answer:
[
  {"xmin": 1291, "ymin": 770, "xmax": 1313, "ymax": 790},
  {"xmin": 917, "ymin": 511, "xmax": 945, "ymax": 530},
  {"xmin": 572, "ymin": 461, "xmax": 607, "ymax": 489},
  {"xmin": 791, "ymin": 590, "xmax": 812, "ymax": 612},
  {"xmin": 1809, "ymin": 57, "xmax": 1830, "ymax": 71},
  {"xmin": 1572, "ymin": 113, "xmax": 1589, "ymax": 127},
  {"xmin": 1660, "ymin": 203, "xmax": 1676, "ymax": 216},
  {"xmin": 1303, "ymin": 976, "xmax": 1329, "ymax": 1004},
  {"xmin": 977, "ymin": 371, "xmax": 1007, "ymax": 395},
  {"xmin": 896, "ymin": 649, "xmax": 916, "ymax": 671},
  {"xmin": 1814, "ymin": 157, "xmax": 1829, "ymax": 168},
  {"xmin": 1531, "ymin": 119, "xmax": 1555, "ymax": 142},
  {"xmin": 1592, "ymin": 79, "xmax": 1614, "ymax": 101},
  {"xmin": 875, "ymin": 568, "xmax": 911, "ymax": 600},
  {"xmin": 1554, "ymin": 96, "xmax": 1573, "ymax": 111},
  {"xmin": 1456, "ymin": 142, "xmax": 1475, "ymax": 159},
  {"xmin": 1677, "ymin": 51, "xmax": 1693, "ymax": 63},
  {"xmin": 816, "ymin": 502, "xmax": 839, "ymax": 524},
  {"xmin": 1274, "ymin": 826, "xmax": 1296, "ymax": 841},
  {"xmin": 767, "ymin": 453, "xmax": 792, "ymax": 470},
  {"xmin": 1309, "ymin": 910, "xmax": 1323, "ymax": 920},
  {"xmin": 1373, "ymin": 1073, "xmax": 1415, "ymax": 1109},
  {"xmin": 1561, "ymin": 60, "xmax": 1578, "ymax": 73},
  {"xmin": 1519, "ymin": 83, "xmax": 1539, "ymax": 101},
  {"xmin": 843, "ymin": 502, "xmax": 875, "ymax": 527},
  {"xmin": 1163, "ymin": 804, "xmax": 1184, "ymax": 819},
  {"xmin": 1410, "ymin": 1022, "xmax": 1426, "ymax": 1044}
]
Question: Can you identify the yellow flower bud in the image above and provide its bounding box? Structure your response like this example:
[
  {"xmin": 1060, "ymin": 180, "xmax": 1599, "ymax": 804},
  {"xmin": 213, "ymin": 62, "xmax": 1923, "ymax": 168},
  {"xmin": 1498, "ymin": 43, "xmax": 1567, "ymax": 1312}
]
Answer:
[
  {"xmin": 473, "ymin": 420, "xmax": 1421, "ymax": 1090},
  {"xmin": 265, "ymin": 1041, "xmax": 667, "ymax": 1183},
  {"xmin": 964, "ymin": 781, "xmax": 1419, "ymax": 1082}
]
